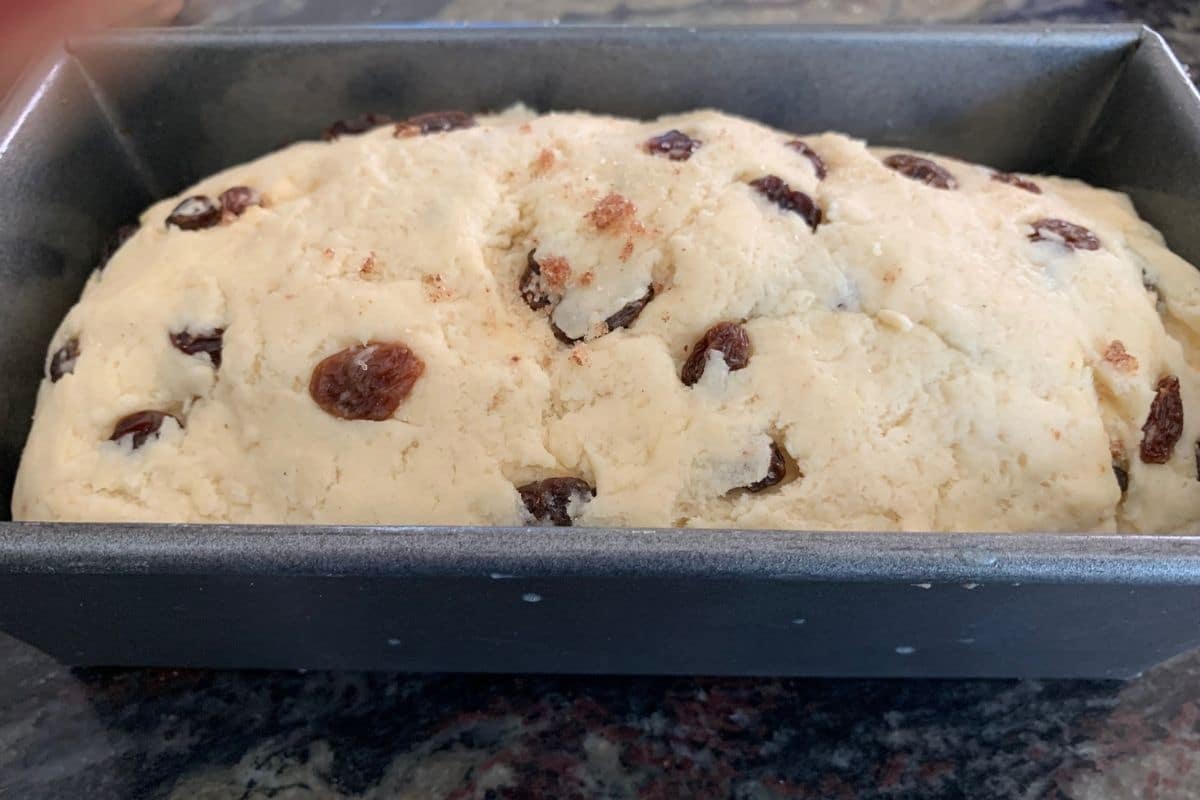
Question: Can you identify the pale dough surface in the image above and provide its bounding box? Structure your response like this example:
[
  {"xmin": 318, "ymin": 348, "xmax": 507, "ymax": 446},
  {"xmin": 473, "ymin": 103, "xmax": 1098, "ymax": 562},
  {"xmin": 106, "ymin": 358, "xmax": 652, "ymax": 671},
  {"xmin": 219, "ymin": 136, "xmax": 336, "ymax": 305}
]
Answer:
[{"xmin": 12, "ymin": 109, "xmax": 1200, "ymax": 532}]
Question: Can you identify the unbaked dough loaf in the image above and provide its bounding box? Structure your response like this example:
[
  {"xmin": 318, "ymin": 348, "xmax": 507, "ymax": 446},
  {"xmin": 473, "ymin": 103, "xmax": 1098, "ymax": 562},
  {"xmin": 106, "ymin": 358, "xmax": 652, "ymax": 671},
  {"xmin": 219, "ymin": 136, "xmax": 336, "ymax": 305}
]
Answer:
[{"xmin": 12, "ymin": 108, "xmax": 1200, "ymax": 532}]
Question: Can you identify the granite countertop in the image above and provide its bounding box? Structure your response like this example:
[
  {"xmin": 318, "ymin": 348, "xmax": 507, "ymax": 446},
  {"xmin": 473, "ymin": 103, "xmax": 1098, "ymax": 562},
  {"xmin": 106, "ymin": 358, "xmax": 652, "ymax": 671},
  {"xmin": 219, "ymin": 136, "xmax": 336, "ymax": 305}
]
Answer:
[{"xmin": 5, "ymin": 2, "xmax": 1200, "ymax": 798}]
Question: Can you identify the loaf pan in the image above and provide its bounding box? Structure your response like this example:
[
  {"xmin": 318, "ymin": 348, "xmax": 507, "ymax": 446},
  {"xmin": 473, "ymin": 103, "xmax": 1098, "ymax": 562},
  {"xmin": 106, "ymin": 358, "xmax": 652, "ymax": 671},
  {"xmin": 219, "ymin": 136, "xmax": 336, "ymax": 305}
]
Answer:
[{"xmin": 2, "ymin": 25, "xmax": 1200, "ymax": 679}]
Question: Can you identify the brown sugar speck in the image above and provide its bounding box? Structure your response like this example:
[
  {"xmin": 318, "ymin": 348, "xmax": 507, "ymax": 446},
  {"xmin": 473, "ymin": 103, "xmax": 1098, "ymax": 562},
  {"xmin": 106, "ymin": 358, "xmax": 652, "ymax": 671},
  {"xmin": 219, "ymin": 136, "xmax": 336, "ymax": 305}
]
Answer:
[
  {"xmin": 882, "ymin": 271, "xmax": 897, "ymax": 284},
  {"xmin": 570, "ymin": 344, "xmax": 591, "ymax": 366},
  {"xmin": 539, "ymin": 256, "xmax": 571, "ymax": 291},
  {"xmin": 519, "ymin": 123, "xmax": 532, "ymax": 134},
  {"xmin": 1052, "ymin": 429, "xmax": 1062, "ymax": 440},
  {"xmin": 532, "ymin": 148, "xmax": 556, "ymax": 175},
  {"xmin": 587, "ymin": 193, "xmax": 637, "ymax": 232},
  {"xmin": 1103, "ymin": 340, "xmax": 1139, "ymax": 373},
  {"xmin": 579, "ymin": 271, "xmax": 595, "ymax": 287},
  {"xmin": 323, "ymin": 248, "xmax": 335, "ymax": 259},
  {"xmin": 359, "ymin": 252, "xmax": 378, "ymax": 277},
  {"xmin": 422, "ymin": 273, "xmax": 454, "ymax": 302},
  {"xmin": 510, "ymin": 355, "xmax": 521, "ymax": 363},
  {"xmin": 620, "ymin": 240, "xmax": 634, "ymax": 262}
]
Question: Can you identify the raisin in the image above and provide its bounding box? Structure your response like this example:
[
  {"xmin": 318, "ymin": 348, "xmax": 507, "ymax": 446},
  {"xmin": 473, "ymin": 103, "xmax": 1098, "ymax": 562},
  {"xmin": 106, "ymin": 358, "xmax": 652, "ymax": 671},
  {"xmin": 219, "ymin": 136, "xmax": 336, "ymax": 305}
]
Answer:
[
  {"xmin": 309, "ymin": 341, "xmax": 425, "ymax": 421},
  {"xmin": 743, "ymin": 443, "xmax": 787, "ymax": 493},
  {"xmin": 749, "ymin": 175, "xmax": 821, "ymax": 231},
  {"xmin": 97, "ymin": 223, "xmax": 139, "ymax": 271},
  {"xmin": 1140, "ymin": 375, "xmax": 1184, "ymax": 464},
  {"xmin": 681, "ymin": 321, "xmax": 751, "ymax": 386},
  {"xmin": 1029, "ymin": 218, "xmax": 1100, "ymax": 251},
  {"xmin": 519, "ymin": 253, "xmax": 550, "ymax": 310},
  {"xmin": 166, "ymin": 196, "xmax": 221, "ymax": 230},
  {"xmin": 644, "ymin": 130, "xmax": 702, "ymax": 161},
  {"xmin": 991, "ymin": 171, "xmax": 1041, "ymax": 194},
  {"xmin": 603, "ymin": 286, "xmax": 655, "ymax": 332},
  {"xmin": 394, "ymin": 111, "xmax": 475, "ymax": 137},
  {"xmin": 110, "ymin": 410, "xmax": 179, "ymax": 450},
  {"xmin": 323, "ymin": 112, "xmax": 392, "ymax": 141},
  {"xmin": 1113, "ymin": 462, "xmax": 1129, "ymax": 493},
  {"xmin": 48, "ymin": 337, "xmax": 79, "ymax": 382},
  {"xmin": 552, "ymin": 286, "xmax": 656, "ymax": 345},
  {"xmin": 883, "ymin": 154, "xmax": 958, "ymax": 190},
  {"xmin": 785, "ymin": 139, "xmax": 827, "ymax": 180},
  {"xmin": 170, "ymin": 329, "xmax": 225, "ymax": 369},
  {"xmin": 550, "ymin": 322, "xmax": 578, "ymax": 346},
  {"xmin": 517, "ymin": 477, "xmax": 595, "ymax": 526},
  {"xmin": 218, "ymin": 186, "xmax": 261, "ymax": 217}
]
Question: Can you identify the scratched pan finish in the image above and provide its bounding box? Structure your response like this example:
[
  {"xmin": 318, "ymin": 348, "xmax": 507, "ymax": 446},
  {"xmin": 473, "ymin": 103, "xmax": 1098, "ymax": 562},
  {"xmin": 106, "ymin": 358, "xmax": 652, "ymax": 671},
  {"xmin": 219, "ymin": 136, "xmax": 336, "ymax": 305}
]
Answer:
[{"xmin": 1, "ymin": 26, "xmax": 1200, "ymax": 678}]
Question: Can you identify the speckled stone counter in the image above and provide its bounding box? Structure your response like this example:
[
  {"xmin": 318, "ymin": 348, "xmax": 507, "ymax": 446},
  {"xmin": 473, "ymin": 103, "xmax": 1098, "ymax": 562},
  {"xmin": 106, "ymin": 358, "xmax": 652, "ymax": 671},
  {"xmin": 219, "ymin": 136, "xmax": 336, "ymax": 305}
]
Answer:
[
  {"xmin": 5, "ymin": 631, "xmax": 1200, "ymax": 798},
  {"xmin": 4, "ymin": 2, "xmax": 1200, "ymax": 798}
]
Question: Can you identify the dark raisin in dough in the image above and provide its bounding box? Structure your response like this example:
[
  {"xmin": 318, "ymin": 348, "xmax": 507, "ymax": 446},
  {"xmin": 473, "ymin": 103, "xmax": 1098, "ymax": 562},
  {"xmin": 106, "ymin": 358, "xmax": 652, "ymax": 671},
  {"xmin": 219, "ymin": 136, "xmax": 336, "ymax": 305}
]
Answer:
[
  {"xmin": 218, "ymin": 186, "xmax": 261, "ymax": 217},
  {"xmin": 1029, "ymin": 218, "xmax": 1100, "ymax": 251},
  {"xmin": 1140, "ymin": 375, "xmax": 1184, "ymax": 464},
  {"xmin": 550, "ymin": 321, "xmax": 578, "ymax": 346},
  {"xmin": 394, "ymin": 111, "xmax": 476, "ymax": 137},
  {"xmin": 48, "ymin": 337, "xmax": 79, "ymax": 382},
  {"xmin": 644, "ymin": 130, "xmax": 702, "ymax": 161},
  {"xmin": 170, "ymin": 329, "xmax": 225, "ymax": 369},
  {"xmin": 110, "ymin": 410, "xmax": 180, "ymax": 450},
  {"xmin": 604, "ymin": 286, "xmax": 656, "ymax": 331},
  {"xmin": 518, "ymin": 477, "xmax": 595, "ymax": 526},
  {"xmin": 323, "ymin": 113, "xmax": 392, "ymax": 140},
  {"xmin": 743, "ymin": 443, "xmax": 788, "ymax": 493},
  {"xmin": 166, "ymin": 196, "xmax": 221, "ymax": 230},
  {"xmin": 991, "ymin": 172, "xmax": 1041, "ymax": 194},
  {"xmin": 883, "ymin": 154, "xmax": 958, "ymax": 190},
  {"xmin": 552, "ymin": 286, "xmax": 656, "ymax": 344},
  {"xmin": 681, "ymin": 322, "xmax": 751, "ymax": 386},
  {"xmin": 309, "ymin": 342, "xmax": 426, "ymax": 421},
  {"xmin": 749, "ymin": 175, "xmax": 821, "ymax": 231},
  {"xmin": 786, "ymin": 139, "xmax": 827, "ymax": 180},
  {"xmin": 1113, "ymin": 463, "xmax": 1129, "ymax": 494},
  {"xmin": 520, "ymin": 251, "xmax": 553, "ymax": 311}
]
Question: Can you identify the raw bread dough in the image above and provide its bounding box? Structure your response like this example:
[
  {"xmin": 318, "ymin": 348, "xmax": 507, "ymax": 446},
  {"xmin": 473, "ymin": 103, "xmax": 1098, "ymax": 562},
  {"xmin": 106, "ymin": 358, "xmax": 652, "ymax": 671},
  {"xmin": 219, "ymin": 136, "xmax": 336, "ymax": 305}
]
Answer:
[{"xmin": 12, "ymin": 108, "xmax": 1200, "ymax": 532}]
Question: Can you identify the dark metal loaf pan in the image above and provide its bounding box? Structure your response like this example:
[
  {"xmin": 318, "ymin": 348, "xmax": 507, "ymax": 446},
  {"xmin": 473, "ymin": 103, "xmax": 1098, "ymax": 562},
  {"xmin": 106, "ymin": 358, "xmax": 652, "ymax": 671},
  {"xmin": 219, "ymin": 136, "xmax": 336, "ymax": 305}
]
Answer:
[{"xmin": 2, "ymin": 25, "xmax": 1200, "ymax": 679}]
